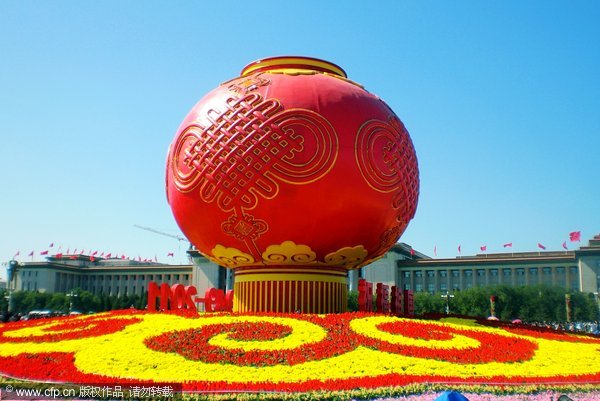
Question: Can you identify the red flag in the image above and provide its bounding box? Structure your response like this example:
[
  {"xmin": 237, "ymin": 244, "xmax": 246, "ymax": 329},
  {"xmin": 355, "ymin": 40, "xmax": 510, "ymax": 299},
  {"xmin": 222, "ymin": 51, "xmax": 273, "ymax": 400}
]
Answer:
[
  {"xmin": 69, "ymin": 255, "xmax": 77, "ymax": 260},
  {"xmin": 434, "ymin": 246, "xmax": 437, "ymax": 257},
  {"xmin": 121, "ymin": 255, "xmax": 126, "ymax": 259},
  {"xmin": 73, "ymin": 248, "xmax": 77, "ymax": 254},
  {"xmin": 13, "ymin": 251, "xmax": 20, "ymax": 258},
  {"xmin": 56, "ymin": 253, "xmax": 63, "ymax": 258},
  {"xmin": 105, "ymin": 253, "xmax": 112, "ymax": 258},
  {"xmin": 562, "ymin": 241, "xmax": 568, "ymax": 250},
  {"xmin": 66, "ymin": 248, "xmax": 70, "ymax": 254},
  {"xmin": 537, "ymin": 243, "xmax": 546, "ymax": 250},
  {"xmin": 503, "ymin": 243, "xmax": 512, "ymax": 248},
  {"xmin": 480, "ymin": 245, "xmax": 487, "ymax": 252},
  {"xmin": 28, "ymin": 250, "xmax": 34, "ymax": 257},
  {"xmin": 90, "ymin": 256, "xmax": 95, "ymax": 262},
  {"xmin": 167, "ymin": 252, "xmax": 174, "ymax": 257},
  {"xmin": 569, "ymin": 231, "xmax": 581, "ymax": 242},
  {"xmin": 154, "ymin": 255, "xmax": 158, "ymax": 262},
  {"xmin": 91, "ymin": 251, "xmax": 98, "ymax": 256},
  {"xmin": 457, "ymin": 245, "xmax": 461, "ymax": 254},
  {"xmin": 100, "ymin": 252, "xmax": 105, "ymax": 257},
  {"xmin": 49, "ymin": 243, "xmax": 54, "ymax": 248},
  {"xmin": 40, "ymin": 250, "xmax": 49, "ymax": 255}
]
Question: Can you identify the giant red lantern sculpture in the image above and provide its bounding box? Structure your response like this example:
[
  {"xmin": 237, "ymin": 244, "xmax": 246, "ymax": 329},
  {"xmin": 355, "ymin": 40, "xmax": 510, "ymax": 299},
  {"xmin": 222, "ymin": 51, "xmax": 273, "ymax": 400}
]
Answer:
[{"xmin": 166, "ymin": 56, "xmax": 419, "ymax": 313}]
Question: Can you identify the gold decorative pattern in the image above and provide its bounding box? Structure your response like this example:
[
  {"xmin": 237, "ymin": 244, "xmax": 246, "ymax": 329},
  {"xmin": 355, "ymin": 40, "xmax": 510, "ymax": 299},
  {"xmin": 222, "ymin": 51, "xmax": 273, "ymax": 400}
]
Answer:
[
  {"xmin": 222, "ymin": 214, "xmax": 268, "ymax": 241},
  {"xmin": 324, "ymin": 246, "xmax": 368, "ymax": 269},
  {"xmin": 170, "ymin": 93, "xmax": 338, "ymax": 212},
  {"xmin": 208, "ymin": 243, "xmax": 370, "ymax": 270},
  {"xmin": 210, "ymin": 245, "xmax": 255, "ymax": 268},
  {"xmin": 226, "ymin": 74, "xmax": 271, "ymax": 95},
  {"xmin": 261, "ymin": 241, "xmax": 317, "ymax": 264}
]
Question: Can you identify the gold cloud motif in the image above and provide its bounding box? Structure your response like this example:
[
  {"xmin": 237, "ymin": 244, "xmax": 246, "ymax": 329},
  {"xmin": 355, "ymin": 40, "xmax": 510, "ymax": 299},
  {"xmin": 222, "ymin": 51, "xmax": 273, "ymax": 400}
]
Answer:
[
  {"xmin": 325, "ymin": 246, "xmax": 368, "ymax": 269},
  {"xmin": 262, "ymin": 241, "xmax": 317, "ymax": 264},
  {"xmin": 211, "ymin": 245, "xmax": 255, "ymax": 268}
]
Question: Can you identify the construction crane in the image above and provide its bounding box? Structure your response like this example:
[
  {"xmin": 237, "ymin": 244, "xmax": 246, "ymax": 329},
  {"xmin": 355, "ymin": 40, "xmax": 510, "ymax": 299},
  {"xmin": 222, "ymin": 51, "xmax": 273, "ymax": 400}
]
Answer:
[{"xmin": 133, "ymin": 225, "xmax": 187, "ymax": 242}]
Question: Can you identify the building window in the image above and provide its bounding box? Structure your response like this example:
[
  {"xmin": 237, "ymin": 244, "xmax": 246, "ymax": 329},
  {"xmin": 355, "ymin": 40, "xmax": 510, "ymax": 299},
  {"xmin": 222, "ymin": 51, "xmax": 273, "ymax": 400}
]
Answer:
[
  {"xmin": 404, "ymin": 284, "xmax": 411, "ymax": 290},
  {"xmin": 415, "ymin": 271, "xmax": 422, "ymax": 278},
  {"xmin": 556, "ymin": 267, "xmax": 565, "ymax": 274},
  {"xmin": 184, "ymin": 274, "xmax": 190, "ymax": 281},
  {"xmin": 440, "ymin": 282, "xmax": 447, "ymax": 291},
  {"xmin": 451, "ymin": 270, "xmax": 459, "ymax": 277},
  {"xmin": 503, "ymin": 269, "xmax": 511, "ymax": 277},
  {"xmin": 529, "ymin": 268, "xmax": 538, "ymax": 275},
  {"xmin": 464, "ymin": 270, "xmax": 472, "ymax": 277},
  {"xmin": 543, "ymin": 267, "xmax": 552, "ymax": 275},
  {"xmin": 427, "ymin": 283, "xmax": 435, "ymax": 293},
  {"xmin": 477, "ymin": 269, "xmax": 485, "ymax": 277},
  {"xmin": 415, "ymin": 283, "xmax": 423, "ymax": 292},
  {"xmin": 439, "ymin": 270, "xmax": 447, "ymax": 278},
  {"xmin": 166, "ymin": 274, "xmax": 171, "ymax": 280},
  {"xmin": 427, "ymin": 270, "xmax": 435, "ymax": 278},
  {"xmin": 148, "ymin": 274, "xmax": 154, "ymax": 280},
  {"xmin": 490, "ymin": 269, "xmax": 498, "ymax": 276},
  {"xmin": 403, "ymin": 271, "xmax": 411, "ymax": 278},
  {"xmin": 516, "ymin": 269, "xmax": 525, "ymax": 276}
]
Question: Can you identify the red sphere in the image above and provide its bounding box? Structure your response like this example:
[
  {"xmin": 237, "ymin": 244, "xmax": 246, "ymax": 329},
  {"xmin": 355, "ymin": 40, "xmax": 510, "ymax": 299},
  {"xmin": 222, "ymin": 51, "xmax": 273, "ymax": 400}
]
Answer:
[{"xmin": 166, "ymin": 57, "xmax": 419, "ymax": 271}]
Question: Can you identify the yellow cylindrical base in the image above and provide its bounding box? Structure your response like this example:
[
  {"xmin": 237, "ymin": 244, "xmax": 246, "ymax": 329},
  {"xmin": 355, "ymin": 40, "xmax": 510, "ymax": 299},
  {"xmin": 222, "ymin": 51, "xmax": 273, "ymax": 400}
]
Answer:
[{"xmin": 233, "ymin": 266, "xmax": 348, "ymax": 313}]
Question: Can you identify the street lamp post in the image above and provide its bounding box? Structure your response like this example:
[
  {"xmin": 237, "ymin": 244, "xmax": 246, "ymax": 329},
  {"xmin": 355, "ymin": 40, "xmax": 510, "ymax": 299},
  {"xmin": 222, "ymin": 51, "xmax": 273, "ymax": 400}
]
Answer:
[
  {"xmin": 441, "ymin": 290, "xmax": 454, "ymax": 315},
  {"xmin": 67, "ymin": 291, "xmax": 78, "ymax": 314},
  {"xmin": 6, "ymin": 260, "xmax": 19, "ymax": 314}
]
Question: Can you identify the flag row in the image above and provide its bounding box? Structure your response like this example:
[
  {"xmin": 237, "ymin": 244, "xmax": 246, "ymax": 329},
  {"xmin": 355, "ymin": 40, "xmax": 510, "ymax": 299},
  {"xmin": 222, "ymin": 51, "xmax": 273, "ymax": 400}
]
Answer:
[
  {"xmin": 12, "ymin": 244, "xmax": 177, "ymax": 262},
  {"xmin": 412, "ymin": 231, "xmax": 582, "ymax": 257}
]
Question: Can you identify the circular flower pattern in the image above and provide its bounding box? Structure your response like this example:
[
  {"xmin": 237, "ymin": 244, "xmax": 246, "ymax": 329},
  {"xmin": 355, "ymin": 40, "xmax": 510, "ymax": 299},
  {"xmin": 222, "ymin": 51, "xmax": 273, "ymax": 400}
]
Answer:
[
  {"xmin": 351, "ymin": 316, "xmax": 537, "ymax": 363},
  {"xmin": 0, "ymin": 310, "xmax": 600, "ymax": 393},
  {"xmin": 0, "ymin": 311, "xmax": 142, "ymax": 343},
  {"xmin": 144, "ymin": 315, "xmax": 356, "ymax": 367}
]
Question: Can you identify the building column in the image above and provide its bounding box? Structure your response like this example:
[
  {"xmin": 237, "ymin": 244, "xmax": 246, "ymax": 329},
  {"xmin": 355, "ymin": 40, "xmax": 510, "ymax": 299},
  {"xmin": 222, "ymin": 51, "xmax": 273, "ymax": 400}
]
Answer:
[{"xmin": 511, "ymin": 268, "xmax": 517, "ymax": 286}]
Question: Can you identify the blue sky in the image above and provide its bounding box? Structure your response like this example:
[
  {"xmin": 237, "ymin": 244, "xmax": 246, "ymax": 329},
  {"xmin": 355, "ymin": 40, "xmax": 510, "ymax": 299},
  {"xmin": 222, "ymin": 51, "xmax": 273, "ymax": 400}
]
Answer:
[{"xmin": 1, "ymin": 1, "xmax": 599, "ymax": 279}]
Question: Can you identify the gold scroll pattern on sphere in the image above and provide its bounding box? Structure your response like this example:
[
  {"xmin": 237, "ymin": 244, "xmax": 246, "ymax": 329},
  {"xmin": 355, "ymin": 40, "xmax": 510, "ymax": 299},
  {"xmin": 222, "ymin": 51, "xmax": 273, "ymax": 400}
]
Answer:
[{"xmin": 170, "ymin": 93, "xmax": 338, "ymax": 212}]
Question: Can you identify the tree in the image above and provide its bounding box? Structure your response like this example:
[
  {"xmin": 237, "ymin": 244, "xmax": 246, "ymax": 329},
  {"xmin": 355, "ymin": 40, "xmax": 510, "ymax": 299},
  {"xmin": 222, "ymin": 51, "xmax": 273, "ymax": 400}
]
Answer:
[{"xmin": 413, "ymin": 285, "xmax": 599, "ymax": 322}]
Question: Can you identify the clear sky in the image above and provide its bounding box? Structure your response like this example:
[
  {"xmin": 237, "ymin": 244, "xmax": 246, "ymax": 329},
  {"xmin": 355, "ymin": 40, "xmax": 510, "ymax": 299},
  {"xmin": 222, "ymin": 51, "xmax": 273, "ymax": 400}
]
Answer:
[{"xmin": 1, "ymin": 1, "xmax": 599, "ymax": 279}]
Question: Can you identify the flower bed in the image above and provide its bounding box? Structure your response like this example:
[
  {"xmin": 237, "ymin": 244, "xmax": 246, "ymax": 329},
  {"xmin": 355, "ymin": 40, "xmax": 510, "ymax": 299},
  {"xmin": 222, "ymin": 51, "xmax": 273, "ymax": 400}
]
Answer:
[{"xmin": 0, "ymin": 310, "xmax": 599, "ymax": 397}]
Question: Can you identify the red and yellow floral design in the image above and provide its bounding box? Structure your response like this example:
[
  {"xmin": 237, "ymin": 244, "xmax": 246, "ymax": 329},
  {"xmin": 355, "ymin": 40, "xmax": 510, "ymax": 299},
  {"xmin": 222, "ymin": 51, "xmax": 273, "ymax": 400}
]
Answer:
[{"xmin": 0, "ymin": 310, "xmax": 599, "ymax": 392}]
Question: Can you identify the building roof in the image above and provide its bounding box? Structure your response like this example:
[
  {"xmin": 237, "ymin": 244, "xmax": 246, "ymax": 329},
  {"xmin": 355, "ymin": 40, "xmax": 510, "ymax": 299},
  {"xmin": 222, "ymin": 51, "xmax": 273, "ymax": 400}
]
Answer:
[{"xmin": 14, "ymin": 254, "xmax": 192, "ymax": 273}]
